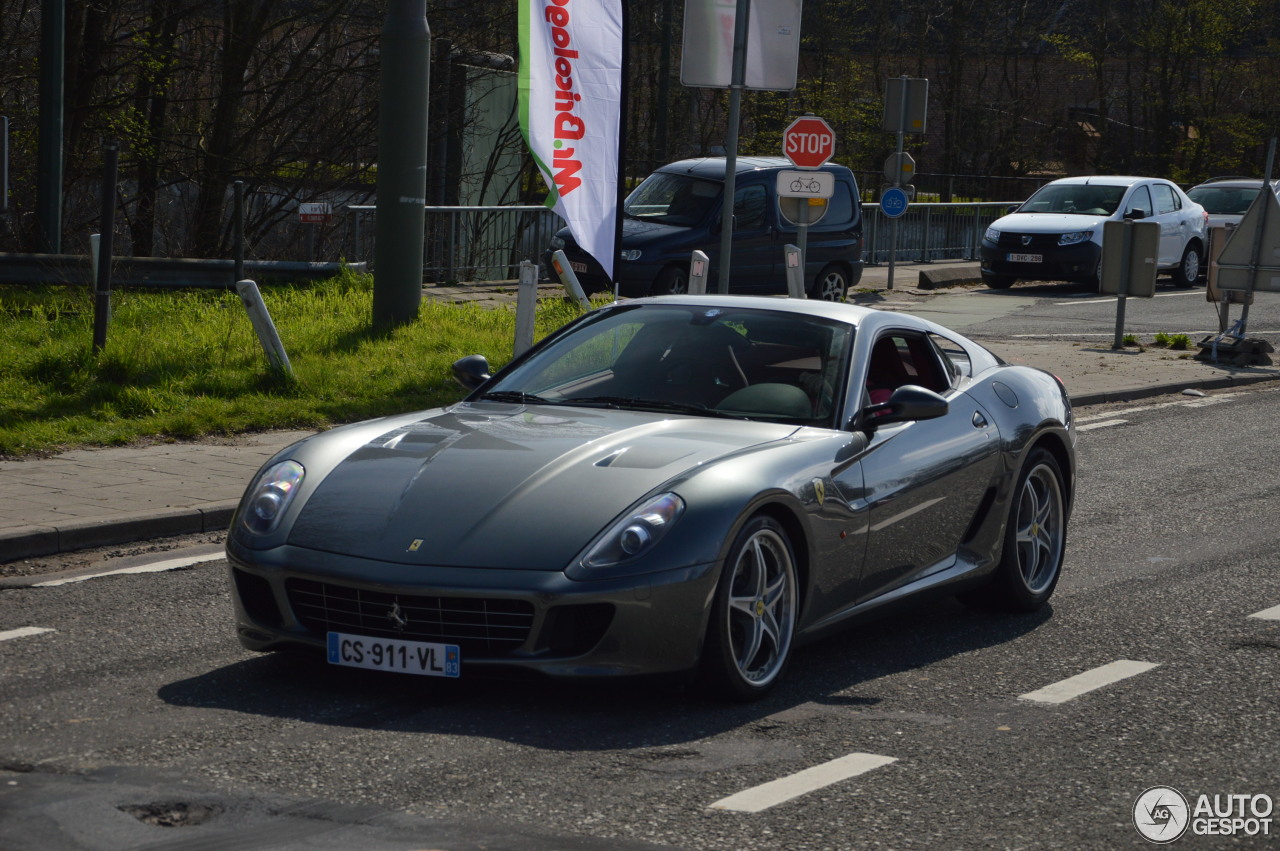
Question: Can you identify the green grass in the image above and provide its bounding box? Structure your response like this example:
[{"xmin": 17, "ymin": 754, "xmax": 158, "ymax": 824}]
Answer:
[{"xmin": 0, "ymin": 269, "xmax": 596, "ymax": 457}]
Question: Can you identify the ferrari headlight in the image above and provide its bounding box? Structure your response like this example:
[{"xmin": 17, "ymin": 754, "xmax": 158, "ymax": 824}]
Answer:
[
  {"xmin": 241, "ymin": 460, "xmax": 304, "ymax": 535},
  {"xmin": 984, "ymin": 226, "xmax": 1000, "ymax": 242},
  {"xmin": 619, "ymin": 249, "xmax": 642, "ymax": 261},
  {"xmin": 1058, "ymin": 230, "xmax": 1092, "ymax": 246},
  {"xmin": 581, "ymin": 492, "xmax": 684, "ymax": 568}
]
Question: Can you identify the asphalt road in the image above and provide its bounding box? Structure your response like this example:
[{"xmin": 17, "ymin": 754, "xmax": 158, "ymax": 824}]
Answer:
[{"xmin": 2, "ymin": 385, "xmax": 1278, "ymax": 850}]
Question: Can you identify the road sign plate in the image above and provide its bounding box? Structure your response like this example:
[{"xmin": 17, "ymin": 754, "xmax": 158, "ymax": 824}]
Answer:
[
  {"xmin": 880, "ymin": 187, "xmax": 909, "ymax": 218},
  {"xmin": 776, "ymin": 170, "xmax": 834, "ymax": 198}
]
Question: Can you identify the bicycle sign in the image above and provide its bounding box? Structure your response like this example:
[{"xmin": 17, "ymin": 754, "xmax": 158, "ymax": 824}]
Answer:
[
  {"xmin": 880, "ymin": 186, "xmax": 909, "ymax": 218},
  {"xmin": 776, "ymin": 170, "xmax": 834, "ymax": 199}
]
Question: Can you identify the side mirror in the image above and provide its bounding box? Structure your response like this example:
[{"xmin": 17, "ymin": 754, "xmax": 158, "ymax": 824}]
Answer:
[
  {"xmin": 1007, "ymin": 203, "xmax": 1022, "ymax": 215},
  {"xmin": 452, "ymin": 354, "xmax": 492, "ymax": 390},
  {"xmin": 858, "ymin": 385, "xmax": 949, "ymax": 428},
  {"xmin": 1125, "ymin": 208, "xmax": 1147, "ymax": 220}
]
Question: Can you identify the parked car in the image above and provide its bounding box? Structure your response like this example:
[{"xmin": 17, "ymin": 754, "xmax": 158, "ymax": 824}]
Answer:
[
  {"xmin": 547, "ymin": 157, "xmax": 864, "ymax": 300},
  {"xmin": 1186, "ymin": 177, "xmax": 1280, "ymax": 229},
  {"xmin": 227, "ymin": 295, "xmax": 1075, "ymax": 701},
  {"xmin": 980, "ymin": 176, "xmax": 1208, "ymax": 289}
]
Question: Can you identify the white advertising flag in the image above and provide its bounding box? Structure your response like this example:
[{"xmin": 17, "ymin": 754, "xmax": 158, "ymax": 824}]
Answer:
[{"xmin": 519, "ymin": 0, "xmax": 623, "ymax": 280}]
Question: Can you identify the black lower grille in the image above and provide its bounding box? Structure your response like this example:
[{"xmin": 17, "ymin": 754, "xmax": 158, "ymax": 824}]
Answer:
[{"xmin": 286, "ymin": 579, "xmax": 535, "ymax": 657}]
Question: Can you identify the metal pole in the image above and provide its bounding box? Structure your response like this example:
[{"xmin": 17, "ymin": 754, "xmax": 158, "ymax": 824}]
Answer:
[
  {"xmin": 1112, "ymin": 220, "xmax": 1134, "ymax": 349},
  {"xmin": 1, "ymin": 116, "xmax": 9, "ymax": 214},
  {"xmin": 372, "ymin": 0, "xmax": 430, "ymax": 327},
  {"xmin": 92, "ymin": 141, "xmax": 119, "ymax": 353},
  {"xmin": 37, "ymin": 0, "xmax": 66, "ymax": 253},
  {"xmin": 887, "ymin": 75, "xmax": 908, "ymax": 291},
  {"xmin": 716, "ymin": 0, "xmax": 751, "ymax": 294},
  {"xmin": 233, "ymin": 180, "xmax": 245, "ymax": 282}
]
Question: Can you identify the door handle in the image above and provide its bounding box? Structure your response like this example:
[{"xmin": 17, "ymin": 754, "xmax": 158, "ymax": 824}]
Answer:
[{"xmin": 972, "ymin": 411, "xmax": 989, "ymax": 428}]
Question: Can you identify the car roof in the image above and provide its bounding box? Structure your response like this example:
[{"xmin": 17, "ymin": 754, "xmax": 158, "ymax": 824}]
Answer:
[
  {"xmin": 1044, "ymin": 175, "xmax": 1167, "ymax": 188},
  {"xmin": 622, "ymin": 294, "xmax": 948, "ymax": 337},
  {"xmin": 656, "ymin": 157, "xmax": 853, "ymax": 180},
  {"xmin": 1189, "ymin": 178, "xmax": 1280, "ymax": 190}
]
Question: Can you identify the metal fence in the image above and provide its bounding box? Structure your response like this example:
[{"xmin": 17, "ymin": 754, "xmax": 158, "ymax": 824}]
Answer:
[
  {"xmin": 346, "ymin": 201, "xmax": 1019, "ymax": 283},
  {"xmin": 861, "ymin": 202, "xmax": 1016, "ymax": 265}
]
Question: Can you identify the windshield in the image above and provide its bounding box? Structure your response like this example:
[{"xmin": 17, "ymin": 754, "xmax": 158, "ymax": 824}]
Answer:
[
  {"xmin": 1187, "ymin": 185, "xmax": 1261, "ymax": 215},
  {"xmin": 484, "ymin": 304, "xmax": 853, "ymax": 428},
  {"xmin": 623, "ymin": 172, "xmax": 721, "ymax": 226},
  {"xmin": 1019, "ymin": 183, "xmax": 1127, "ymax": 216}
]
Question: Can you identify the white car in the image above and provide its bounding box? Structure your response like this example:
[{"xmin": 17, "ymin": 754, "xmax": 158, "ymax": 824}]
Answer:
[
  {"xmin": 1186, "ymin": 177, "xmax": 1280, "ymax": 229},
  {"xmin": 980, "ymin": 176, "xmax": 1209, "ymax": 289}
]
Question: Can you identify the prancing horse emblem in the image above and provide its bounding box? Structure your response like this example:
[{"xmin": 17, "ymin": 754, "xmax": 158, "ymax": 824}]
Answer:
[
  {"xmin": 812, "ymin": 477, "xmax": 826, "ymax": 506},
  {"xmin": 386, "ymin": 601, "xmax": 408, "ymax": 632}
]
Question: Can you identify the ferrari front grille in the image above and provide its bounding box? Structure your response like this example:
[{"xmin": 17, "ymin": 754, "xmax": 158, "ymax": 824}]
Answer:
[{"xmin": 286, "ymin": 578, "xmax": 534, "ymax": 657}]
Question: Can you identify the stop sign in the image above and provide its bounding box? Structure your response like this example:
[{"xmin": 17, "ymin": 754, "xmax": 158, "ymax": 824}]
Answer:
[{"xmin": 783, "ymin": 116, "xmax": 836, "ymax": 169}]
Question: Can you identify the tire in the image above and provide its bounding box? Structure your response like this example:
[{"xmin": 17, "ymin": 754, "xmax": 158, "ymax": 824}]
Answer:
[
  {"xmin": 700, "ymin": 516, "xmax": 799, "ymax": 701},
  {"xmin": 983, "ymin": 448, "xmax": 1067, "ymax": 612},
  {"xmin": 1086, "ymin": 258, "xmax": 1103, "ymax": 292},
  {"xmin": 652, "ymin": 266, "xmax": 688, "ymax": 296},
  {"xmin": 1170, "ymin": 241, "xmax": 1202, "ymax": 287},
  {"xmin": 810, "ymin": 265, "xmax": 849, "ymax": 301},
  {"xmin": 982, "ymin": 271, "xmax": 1016, "ymax": 289}
]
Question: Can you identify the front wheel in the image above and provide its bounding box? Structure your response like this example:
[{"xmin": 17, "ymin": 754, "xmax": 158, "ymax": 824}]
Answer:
[
  {"xmin": 811, "ymin": 265, "xmax": 849, "ymax": 301},
  {"xmin": 982, "ymin": 271, "xmax": 1016, "ymax": 289},
  {"xmin": 652, "ymin": 266, "xmax": 689, "ymax": 296},
  {"xmin": 1170, "ymin": 242, "xmax": 1202, "ymax": 287},
  {"xmin": 700, "ymin": 516, "xmax": 798, "ymax": 701}
]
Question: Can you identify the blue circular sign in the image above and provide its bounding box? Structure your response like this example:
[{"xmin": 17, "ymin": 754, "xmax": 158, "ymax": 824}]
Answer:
[{"xmin": 880, "ymin": 187, "xmax": 909, "ymax": 218}]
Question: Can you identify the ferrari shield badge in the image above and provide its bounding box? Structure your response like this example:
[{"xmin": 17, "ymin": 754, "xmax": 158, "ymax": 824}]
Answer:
[
  {"xmin": 407, "ymin": 538, "xmax": 424, "ymax": 552},
  {"xmin": 812, "ymin": 478, "xmax": 826, "ymax": 506}
]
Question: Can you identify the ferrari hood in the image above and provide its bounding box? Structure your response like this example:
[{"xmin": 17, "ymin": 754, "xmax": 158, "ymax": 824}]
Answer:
[{"xmin": 287, "ymin": 402, "xmax": 796, "ymax": 570}]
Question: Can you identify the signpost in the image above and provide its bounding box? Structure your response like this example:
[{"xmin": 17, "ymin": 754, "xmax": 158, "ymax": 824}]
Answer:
[
  {"xmin": 1100, "ymin": 219, "xmax": 1160, "ymax": 349},
  {"xmin": 779, "ymin": 117, "xmax": 835, "ymax": 283},
  {"xmin": 882, "ymin": 76, "xmax": 927, "ymax": 290}
]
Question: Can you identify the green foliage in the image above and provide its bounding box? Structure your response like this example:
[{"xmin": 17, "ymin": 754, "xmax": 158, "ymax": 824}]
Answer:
[
  {"xmin": 1152, "ymin": 331, "xmax": 1192, "ymax": 350},
  {"xmin": 0, "ymin": 271, "xmax": 595, "ymax": 457},
  {"xmin": 1122, "ymin": 334, "xmax": 1140, "ymax": 347}
]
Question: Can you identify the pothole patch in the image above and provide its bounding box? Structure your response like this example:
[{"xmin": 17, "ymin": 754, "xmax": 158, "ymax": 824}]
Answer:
[{"xmin": 119, "ymin": 802, "xmax": 223, "ymax": 827}]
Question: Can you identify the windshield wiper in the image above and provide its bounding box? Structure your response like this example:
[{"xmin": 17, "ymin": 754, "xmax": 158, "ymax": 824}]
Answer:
[
  {"xmin": 570, "ymin": 396, "xmax": 747, "ymax": 419},
  {"xmin": 479, "ymin": 390, "xmax": 556, "ymax": 405}
]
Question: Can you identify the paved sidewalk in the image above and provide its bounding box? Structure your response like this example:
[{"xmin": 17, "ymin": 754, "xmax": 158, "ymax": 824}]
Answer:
[{"xmin": 3, "ymin": 262, "xmax": 1277, "ymax": 563}]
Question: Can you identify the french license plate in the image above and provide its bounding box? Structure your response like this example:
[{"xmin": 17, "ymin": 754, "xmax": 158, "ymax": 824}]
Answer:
[
  {"xmin": 327, "ymin": 632, "xmax": 460, "ymax": 678},
  {"xmin": 1007, "ymin": 253, "xmax": 1042, "ymax": 263},
  {"xmin": 570, "ymin": 261, "xmax": 588, "ymax": 273}
]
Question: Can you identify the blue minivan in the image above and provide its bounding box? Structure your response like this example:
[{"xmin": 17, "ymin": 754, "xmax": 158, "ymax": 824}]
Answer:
[{"xmin": 547, "ymin": 156, "xmax": 864, "ymax": 300}]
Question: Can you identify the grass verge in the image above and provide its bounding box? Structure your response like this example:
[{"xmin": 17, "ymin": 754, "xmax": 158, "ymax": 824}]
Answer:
[{"xmin": 0, "ymin": 269, "xmax": 595, "ymax": 458}]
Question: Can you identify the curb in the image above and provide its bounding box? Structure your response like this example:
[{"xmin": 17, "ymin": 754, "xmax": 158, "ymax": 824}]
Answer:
[
  {"xmin": 1068, "ymin": 369, "xmax": 1280, "ymax": 407},
  {"xmin": 0, "ymin": 501, "xmax": 237, "ymax": 563}
]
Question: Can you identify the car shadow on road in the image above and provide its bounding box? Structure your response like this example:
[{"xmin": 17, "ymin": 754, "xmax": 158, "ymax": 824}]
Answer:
[{"xmin": 158, "ymin": 597, "xmax": 1051, "ymax": 752}]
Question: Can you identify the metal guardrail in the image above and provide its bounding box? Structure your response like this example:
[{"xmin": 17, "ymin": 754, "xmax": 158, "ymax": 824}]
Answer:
[
  {"xmin": 0, "ymin": 254, "xmax": 363, "ymax": 288},
  {"xmin": 861, "ymin": 202, "xmax": 1016, "ymax": 265},
  {"xmin": 347, "ymin": 204, "xmax": 563, "ymax": 284},
  {"xmin": 346, "ymin": 201, "xmax": 1018, "ymax": 284}
]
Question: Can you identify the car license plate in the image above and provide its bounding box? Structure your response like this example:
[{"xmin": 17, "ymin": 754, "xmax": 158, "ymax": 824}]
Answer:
[
  {"xmin": 570, "ymin": 261, "xmax": 588, "ymax": 273},
  {"xmin": 1007, "ymin": 253, "xmax": 1042, "ymax": 263},
  {"xmin": 327, "ymin": 632, "xmax": 460, "ymax": 678}
]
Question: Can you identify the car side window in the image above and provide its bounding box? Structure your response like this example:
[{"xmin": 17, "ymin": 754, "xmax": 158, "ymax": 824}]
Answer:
[
  {"xmin": 823, "ymin": 182, "xmax": 855, "ymax": 227},
  {"xmin": 734, "ymin": 185, "xmax": 768, "ymax": 229},
  {"xmin": 1151, "ymin": 183, "xmax": 1179, "ymax": 215},
  {"xmin": 866, "ymin": 332, "xmax": 952, "ymax": 405},
  {"xmin": 1125, "ymin": 185, "xmax": 1153, "ymax": 218}
]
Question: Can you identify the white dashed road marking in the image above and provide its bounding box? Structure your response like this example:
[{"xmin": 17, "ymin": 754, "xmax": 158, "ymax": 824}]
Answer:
[
  {"xmin": 33, "ymin": 552, "xmax": 224, "ymax": 587},
  {"xmin": 709, "ymin": 752, "xmax": 898, "ymax": 813},
  {"xmin": 1076, "ymin": 419, "xmax": 1128, "ymax": 431},
  {"xmin": 1248, "ymin": 604, "xmax": 1280, "ymax": 621},
  {"xmin": 0, "ymin": 626, "xmax": 55, "ymax": 643},
  {"xmin": 1019, "ymin": 660, "xmax": 1160, "ymax": 704}
]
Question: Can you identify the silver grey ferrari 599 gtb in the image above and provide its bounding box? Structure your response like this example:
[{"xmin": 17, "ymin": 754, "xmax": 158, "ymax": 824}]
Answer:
[{"xmin": 226, "ymin": 295, "xmax": 1075, "ymax": 700}]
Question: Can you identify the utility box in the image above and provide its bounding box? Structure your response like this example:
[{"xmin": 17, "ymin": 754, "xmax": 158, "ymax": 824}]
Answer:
[{"xmin": 1100, "ymin": 220, "xmax": 1159, "ymax": 297}]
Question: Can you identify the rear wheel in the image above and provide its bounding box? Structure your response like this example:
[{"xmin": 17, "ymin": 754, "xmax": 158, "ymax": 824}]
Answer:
[
  {"xmin": 652, "ymin": 266, "xmax": 688, "ymax": 296},
  {"xmin": 811, "ymin": 265, "xmax": 849, "ymax": 301},
  {"xmin": 982, "ymin": 271, "xmax": 1016, "ymax": 289},
  {"xmin": 701, "ymin": 516, "xmax": 798, "ymax": 701},
  {"xmin": 1170, "ymin": 242, "xmax": 1202, "ymax": 287},
  {"xmin": 984, "ymin": 448, "xmax": 1067, "ymax": 611}
]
